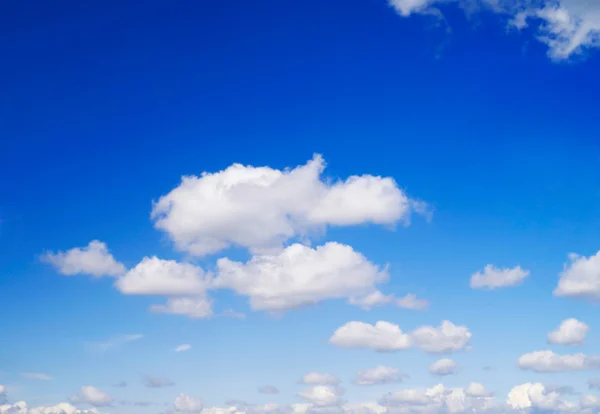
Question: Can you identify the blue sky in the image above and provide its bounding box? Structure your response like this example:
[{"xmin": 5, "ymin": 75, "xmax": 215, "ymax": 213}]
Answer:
[{"xmin": 1, "ymin": 0, "xmax": 600, "ymax": 413}]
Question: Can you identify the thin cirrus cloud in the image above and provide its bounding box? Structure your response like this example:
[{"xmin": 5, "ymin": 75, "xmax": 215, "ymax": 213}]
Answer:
[
  {"xmin": 547, "ymin": 318, "xmax": 589, "ymax": 346},
  {"xmin": 86, "ymin": 334, "xmax": 143, "ymax": 353},
  {"xmin": 300, "ymin": 372, "xmax": 341, "ymax": 386},
  {"xmin": 469, "ymin": 265, "xmax": 530, "ymax": 290},
  {"xmin": 21, "ymin": 373, "xmax": 52, "ymax": 380},
  {"xmin": 150, "ymin": 154, "xmax": 428, "ymax": 257},
  {"xmin": 348, "ymin": 291, "xmax": 429, "ymax": 311},
  {"xmin": 174, "ymin": 344, "xmax": 191, "ymax": 352},
  {"xmin": 329, "ymin": 320, "xmax": 472, "ymax": 353},
  {"xmin": 387, "ymin": 0, "xmax": 600, "ymax": 61}
]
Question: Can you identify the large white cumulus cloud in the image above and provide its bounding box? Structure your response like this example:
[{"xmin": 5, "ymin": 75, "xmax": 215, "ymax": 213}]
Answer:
[{"xmin": 151, "ymin": 154, "xmax": 424, "ymax": 256}]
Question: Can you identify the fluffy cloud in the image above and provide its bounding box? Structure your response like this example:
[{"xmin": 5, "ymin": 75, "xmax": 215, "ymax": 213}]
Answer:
[
  {"xmin": 151, "ymin": 155, "xmax": 423, "ymax": 256},
  {"xmin": 330, "ymin": 320, "xmax": 471, "ymax": 354},
  {"xmin": 469, "ymin": 265, "xmax": 530, "ymax": 290},
  {"xmin": 116, "ymin": 257, "xmax": 210, "ymax": 296},
  {"xmin": 465, "ymin": 383, "xmax": 492, "ymax": 398},
  {"xmin": 349, "ymin": 292, "xmax": 429, "ymax": 311},
  {"xmin": 411, "ymin": 321, "xmax": 472, "ymax": 353},
  {"xmin": 353, "ymin": 366, "xmax": 406, "ymax": 386},
  {"xmin": 547, "ymin": 318, "xmax": 589, "ymax": 346},
  {"xmin": 388, "ymin": 0, "xmax": 600, "ymax": 60},
  {"xmin": 554, "ymin": 251, "xmax": 600, "ymax": 302},
  {"xmin": 215, "ymin": 243, "xmax": 388, "ymax": 312},
  {"xmin": 517, "ymin": 350, "xmax": 600, "ymax": 372},
  {"xmin": 507, "ymin": 382, "xmax": 578, "ymax": 412},
  {"xmin": 298, "ymin": 386, "xmax": 345, "ymax": 407},
  {"xmin": 174, "ymin": 344, "xmax": 192, "ymax": 352},
  {"xmin": 301, "ymin": 373, "xmax": 341, "ymax": 386},
  {"xmin": 396, "ymin": 294, "xmax": 430, "ymax": 310},
  {"xmin": 151, "ymin": 297, "xmax": 213, "ymax": 319},
  {"xmin": 329, "ymin": 321, "xmax": 412, "ymax": 352},
  {"xmin": 174, "ymin": 393, "xmax": 203, "ymax": 413},
  {"xmin": 428, "ymin": 359, "xmax": 458, "ymax": 376},
  {"xmin": 73, "ymin": 386, "xmax": 113, "ymax": 407},
  {"xmin": 42, "ymin": 240, "xmax": 126, "ymax": 277},
  {"xmin": 20, "ymin": 373, "xmax": 52, "ymax": 380}
]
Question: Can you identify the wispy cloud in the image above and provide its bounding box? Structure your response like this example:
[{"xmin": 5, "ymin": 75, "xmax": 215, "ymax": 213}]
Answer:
[
  {"xmin": 21, "ymin": 373, "xmax": 53, "ymax": 380},
  {"xmin": 174, "ymin": 344, "xmax": 191, "ymax": 352},
  {"xmin": 86, "ymin": 334, "xmax": 144, "ymax": 353}
]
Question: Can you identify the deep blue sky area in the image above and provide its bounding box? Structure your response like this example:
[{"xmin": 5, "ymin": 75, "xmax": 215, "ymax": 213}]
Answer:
[{"xmin": 1, "ymin": 0, "xmax": 599, "ymax": 413}]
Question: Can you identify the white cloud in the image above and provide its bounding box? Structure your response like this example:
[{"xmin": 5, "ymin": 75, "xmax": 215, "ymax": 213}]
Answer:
[
  {"xmin": 174, "ymin": 393, "xmax": 203, "ymax": 413},
  {"xmin": 0, "ymin": 402, "xmax": 99, "ymax": 414},
  {"xmin": 517, "ymin": 350, "xmax": 600, "ymax": 372},
  {"xmin": 116, "ymin": 257, "xmax": 210, "ymax": 296},
  {"xmin": 329, "ymin": 321, "xmax": 412, "ymax": 352},
  {"xmin": 411, "ymin": 321, "xmax": 472, "ymax": 353},
  {"xmin": 465, "ymin": 383, "xmax": 492, "ymax": 398},
  {"xmin": 151, "ymin": 154, "xmax": 423, "ymax": 256},
  {"xmin": 507, "ymin": 382, "xmax": 578, "ymax": 412},
  {"xmin": 396, "ymin": 293, "xmax": 430, "ymax": 310},
  {"xmin": 0, "ymin": 385, "xmax": 5, "ymax": 405},
  {"xmin": 469, "ymin": 265, "xmax": 530, "ymax": 290},
  {"xmin": 512, "ymin": 1, "xmax": 600, "ymax": 60},
  {"xmin": 547, "ymin": 318, "xmax": 589, "ymax": 346},
  {"xmin": 74, "ymin": 386, "xmax": 113, "ymax": 407},
  {"xmin": 215, "ymin": 243, "xmax": 388, "ymax": 312},
  {"xmin": 389, "ymin": 0, "xmax": 436, "ymax": 17},
  {"xmin": 20, "ymin": 373, "xmax": 52, "ymax": 380},
  {"xmin": 87, "ymin": 334, "xmax": 143, "ymax": 352},
  {"xmin": 554, "ymin": 251, "xmax": 600, "ymax": 302},
  {"xmin": 151, "ymin": 297, "xmax": 213, "ymax": 319},
  {"xmin": 388, "ymin": 0, "xmax": 600, "ymax": 60},
  {"xmin": 428, "ymin": 358, "xmax": 458, "ymax": 376},
  {"xmin": 174, "ymin": 344, "xmax": 192, "ymax": 352},
  {"xmin": 349, "ymin": 292, "xmax": 429, "ymax": 311},
  {"xmin": 354, "ymin": 366, "xmax": 406, "ymax": 385},
  {"xmin": 298, "ymin": 386, "xmax": 344, "ymax": 407},
  {"xmin": 380, "ymin": 383, "xmax": 495, "ymax": 413},
  {"xmin": 42, "ymin": 240, "xmax": 126, "ymax": 277},
  {"xmin": 301, "ymin": 373, "xmax": 341, "ymax": 386},
  {"xmin": 330, "ymin": 320, "xmax": 471, "ymax": 354}
]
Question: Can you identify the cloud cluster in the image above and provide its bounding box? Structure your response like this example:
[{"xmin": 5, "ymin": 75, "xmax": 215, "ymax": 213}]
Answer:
[
  {"xmin": 387, "ymin": 0, "xmax": 600, "ymax": 60},
  {"xmin": 43, "ymin": 156, "xmax": 428, "ymax": 320},
  {"xmin": 329, "ymin": 320, "xmax": 471, "ymax": 353}
]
